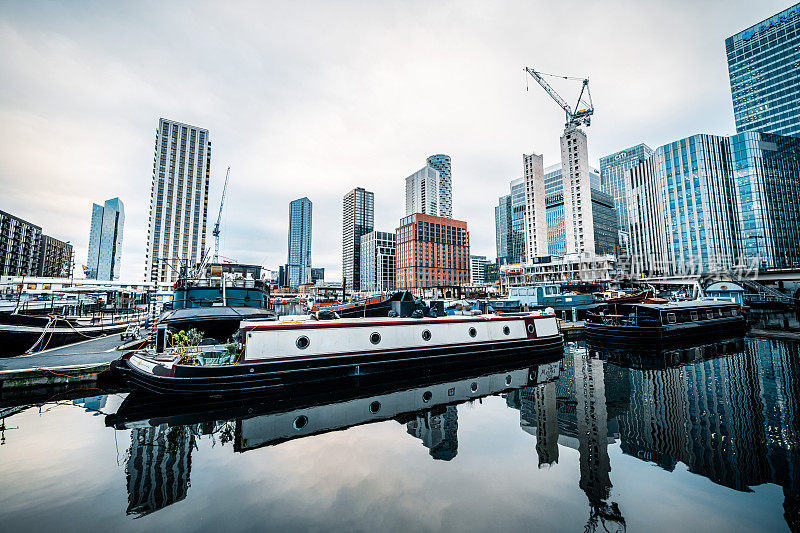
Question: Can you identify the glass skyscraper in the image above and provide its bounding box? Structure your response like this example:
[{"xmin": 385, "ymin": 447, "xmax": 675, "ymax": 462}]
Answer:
[
  {"xmin": 287, "ymin": 197, "xmax": 312, "ymax": 289},
  {"xmin": 494, "ymin": 194, "xmax": 512, "ymax": 264},
  {"xmin": 599, "ymin": 143, "xmax": 653, "ymax": 253},
  {"xmin": 494, "ymin": 178, "xmax": 526, "ymax": 265},
  {"xmin": 726, "ymin": 4, "xmax": 800, "ymax": 137},
  {"xmin": 542, "ymin": 165, "xmax": 616, "ymax": 257},
  {"xmin": 342, "ymin": 187, "xmax": 374, "ymax": 291},
  {"xmin": 87, "ymin": 197, "xmax": 124, "ymax": 280},
  {"xmin": 628, "ymin": 132, "xmax": 800, "ymax": 275}
]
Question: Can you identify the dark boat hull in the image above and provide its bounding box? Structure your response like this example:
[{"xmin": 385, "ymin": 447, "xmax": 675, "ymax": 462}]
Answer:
[
  {"xmin": 585, "ymin": 316, "xmax": 746, "ymax": 347},
  {"xmin": 113, "ymin": 335, "xmax": 564, "ymax": 395},
  {"xmin": 106, "ymin": 352, "xmax": 564, "ymax": 428}
]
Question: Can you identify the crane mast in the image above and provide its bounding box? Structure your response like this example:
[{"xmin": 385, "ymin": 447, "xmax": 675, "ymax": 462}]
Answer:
[
  {"xmin": 524, "ymin": 67, "xmax": 594, "ymax": 132},
  {"xmin": 212, "ymin": 166, "xmax": 230, "ymax": 264}
]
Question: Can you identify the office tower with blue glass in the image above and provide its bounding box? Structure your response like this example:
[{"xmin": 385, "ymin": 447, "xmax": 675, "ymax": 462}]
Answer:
[
  {"xmin": 287, "ymin": 197, "xmax": 312, "ymax": 289},
  {"xmin": 628, "ymin": 132, "xmax": 800, "ymax": 275},
  {"xmin": 87, "ymin": 197, "xmax": 124, "ymax": 280},
  {"xmin": 426, "ymin": 154, "xmax": 452, "ymax": 218},
  {"xmin": 342, "ymin": 187, "xmax": 374, "ymax": 292},
  {"xmin": 599, "ymin": 144, "xmax": 653, "ymax": 254},
  {"xmin": 726, "ymin": 4, "xmax": 800, "ymax": 137},
  {"xmin": 145, "ymin": 118, "xmax": 211, "ymax": 284},
  {"xmin": 541, "ymin": 164, "xmax": 616, "ymax": 257},
  {"xmin": 494, "ymin": 177, "xmax": 527, "ymax": 265}
]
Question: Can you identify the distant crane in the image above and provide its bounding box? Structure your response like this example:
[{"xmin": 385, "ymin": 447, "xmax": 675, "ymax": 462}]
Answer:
[
  {"xmin": 524, "ymin": 67, "xmax": 594, "ymax": 132},
  {"xmin": 212, "ymin": 166, "xmax": 231, "ymax": 264}
]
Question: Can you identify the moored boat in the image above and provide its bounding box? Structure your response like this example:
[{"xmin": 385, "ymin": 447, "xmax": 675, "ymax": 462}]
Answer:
[
  {"xmin": 113, "ymin": 312, "xmax": 563, "ymax": 395},
  {"xmin": 585, "ymin": 300, "xmax": 745, "ymax": 346}
]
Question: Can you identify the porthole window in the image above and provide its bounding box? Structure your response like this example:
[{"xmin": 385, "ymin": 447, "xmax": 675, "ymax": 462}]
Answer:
[
  {"xmin": 296, "ymin": 335, "xmax": 310, "ymax": 349},
  {"xmin": 422, "ymin": 329, "xmax": 431, "ymax": 341},
  {"xmin": 667, "ymin": 313, "xmax": 676, "ymax": 324},
  {"xmin": 293, "ymin": 415, "xmax": 308, "ymax": 430},
  {"xmin": 690, "ymin": 311, "xmax": 698, "ymax": 321},
  {"xmin": 370, "ymin": 332, "xmax": 381, "ymax": 345},
  {"xmin": 527, "ymin": 324, "xmax": 535, "ymax": 333},
  {"xmin": 468, "ymin": 327, "xmax": 477, "ymax": 338},
  {"xmin": 505, "ymin": 375, "xmax": 513, "ymax": 386},
  {"xmin": 369, "ymin": 401, "xmax": 381, "ymax": 414},
  {"xmin": 422, "ymin": 391, "xmax": 433, "ymax": 403},
  {"xmin": 470, "ymin": 382, "xmax": 478, "ymax": 392},
  {"xmin": 502, "ymin": 326, "xmax": 510, "ymax": 335},
  {"xmin": 706, "ymin": 310, "xmax": 714, "ymax": 320}
]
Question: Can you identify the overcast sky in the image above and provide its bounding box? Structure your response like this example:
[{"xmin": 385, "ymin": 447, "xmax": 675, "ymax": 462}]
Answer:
[{"xmin": 0, "ymin": 0, "xmax": 786, "ymax": 281}]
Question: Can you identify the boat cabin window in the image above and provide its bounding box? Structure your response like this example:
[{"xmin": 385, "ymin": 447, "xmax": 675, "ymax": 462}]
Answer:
[
  {"xmin": 706, "ymin": 310, "xmax": 714, "ymax": 320},
  {"xmin": 690, "ymin": 311, "xmax": 698, "ymax": 321},
  {"xmin": 666, "ymin": 312, "xmax": 676, "ymax": 324}
]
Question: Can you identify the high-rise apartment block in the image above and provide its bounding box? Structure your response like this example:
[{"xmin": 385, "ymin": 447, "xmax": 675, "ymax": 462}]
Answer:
[
  {"xmin": 470, "ymin": 255, "xmax": 488, "ymax": 284},
  {"xmin": 342, "ymin": 187, "xmax": 374, "ymax": 292},
  {"xmin": 0, "ymin": 210, "xmax": 41, "ymax": 277},
  {"xmin": 359, "ymin": 230, "xmax": 396, "ymax": 292},
  {"xmin": 523, "ymin": 152, "xmax": 548, "ymax": 259},
  {"xmin": 145, "ymin": 119, "xmax": 211, "ymax": 284},
  {"xmin": 38, "ymin": 235, "xmax": 73, "ymax": 278},
  {"xmin": 628, "ymin": 132, "xmax": 800, "ymax": 275},
  {"xmin": 426, "ymin": 154, "xmax": 452, "ymax": 218},
  {"xmin": 396, "ymin": 213, "xmax": 469, "ymax": 290},
  {"xmin": 726, "ymin": 4, "xmax": 800, "ymax": 137},
  {"xmin": 87, "ymin": 197, "xmax": 124, "ymax": 280},
  {"xmin": 561, "ymin": 129, "xmax": 594, "ymax": 254},
  {"xmin": 599, "ymin": 144, "xmax": 653, "ymax": 253},
  {"xmin": 288, "ymin": 197, "xmax": 312, "ymax": 289},
  {"xmin": 405, "ymin": 166, "xmax": 439, "ymax": 217}
]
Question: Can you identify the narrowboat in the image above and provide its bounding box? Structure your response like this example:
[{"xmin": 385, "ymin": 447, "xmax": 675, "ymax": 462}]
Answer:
[
  {"xmin": 585, "ymin": 300, "xmax": 745, "ymax": 346},
  {"xmin": 106, "ymin": 354, "xmax": 562, "ymax": 431},
  {"xmin": 112, "ymin": 312, "xmax": 563, "ymax": 395}
]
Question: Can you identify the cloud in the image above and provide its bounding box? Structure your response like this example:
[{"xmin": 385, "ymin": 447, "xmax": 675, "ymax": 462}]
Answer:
[{"xmin": 0, "ymin": 0, "xmax": 784, "ymax": 280}]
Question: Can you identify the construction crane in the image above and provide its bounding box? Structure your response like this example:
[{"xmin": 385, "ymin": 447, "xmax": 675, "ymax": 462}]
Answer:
[
  {"xmin": 524, "ymin": 67, "xmax": 594, "ymax": 132},
  {"xmin": 212, "ymin": 166, "xmax": 230, "ymax": 264}
]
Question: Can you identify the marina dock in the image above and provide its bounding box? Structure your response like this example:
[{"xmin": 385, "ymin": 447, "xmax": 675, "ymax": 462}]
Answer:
[{"xmin": 0, "ymin": 334, "xmax": 143, "ymax": 392}]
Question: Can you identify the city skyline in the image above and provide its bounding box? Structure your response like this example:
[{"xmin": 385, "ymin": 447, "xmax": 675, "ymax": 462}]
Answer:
[{"xmin": 0, "ymin": 1, "xmax": 790, "ymax": 281}]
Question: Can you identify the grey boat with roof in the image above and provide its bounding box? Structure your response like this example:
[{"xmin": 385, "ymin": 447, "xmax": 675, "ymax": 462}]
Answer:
[{"xmin": 585, "ymin": 299, "xmax": 745, "ymax": 346}]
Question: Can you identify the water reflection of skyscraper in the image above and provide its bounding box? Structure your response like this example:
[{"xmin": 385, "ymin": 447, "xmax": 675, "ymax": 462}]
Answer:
[
  {"xmin": 125, "ymin": 425, "xmax": 195, "ymax": 517},
  {"xmin": 406, "ymin": 406, "xmax": 458, "ymax": 461},
  {"xmin": 511, "ymin": 338, "xmax": 800, "ymax": 532}
]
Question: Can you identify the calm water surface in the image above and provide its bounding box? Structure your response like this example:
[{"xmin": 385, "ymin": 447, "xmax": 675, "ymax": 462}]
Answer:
[{"xmin": 1, "ymin": 337, "xmax": 798, "ymax": 532}]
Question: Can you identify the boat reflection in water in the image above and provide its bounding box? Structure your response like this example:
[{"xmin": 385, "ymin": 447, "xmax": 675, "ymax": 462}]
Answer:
[
  {"xmin": 103, "ymin": 336, "xmax": 800, "ymax": 531},
  {"xmin": 109, "ymin": 355, "xmax": 563, "ymax": 515}
]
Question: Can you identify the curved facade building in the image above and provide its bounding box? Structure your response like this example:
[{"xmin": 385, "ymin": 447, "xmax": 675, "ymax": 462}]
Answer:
[{"xmin": 426, "ymin": 154, "xmax": 452, "ymax": 218}]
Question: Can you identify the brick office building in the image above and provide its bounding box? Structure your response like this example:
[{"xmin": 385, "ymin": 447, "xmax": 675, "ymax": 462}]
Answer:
[{"xmin": 396, "ymin": 213, "xmax": 469, "ymax": 290}]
